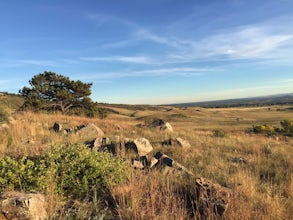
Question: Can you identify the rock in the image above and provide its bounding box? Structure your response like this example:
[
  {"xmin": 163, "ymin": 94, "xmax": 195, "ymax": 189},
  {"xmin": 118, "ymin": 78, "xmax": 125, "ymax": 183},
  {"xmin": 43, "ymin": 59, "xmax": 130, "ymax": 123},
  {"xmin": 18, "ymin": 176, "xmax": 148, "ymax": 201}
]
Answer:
[
  {"xmin": 131, "ymin": 160, "xmax": 145, "ymax": 169},
  {"xmin": 175, "ymin": 137, "xmax": 191, "ymax": 149},
  {"xmin": 161, "ymin": 138, "xmax": 172, "ymax": 146},
  {"xmin": 150, "ymin": 119, "xmax": 165, "ymax": 128},
  {"xmin": 150, "ymin": 119, "xmax": 173, "ymax": 132},
  {"xmin": 148, "ymin": 151, "xmax": 231, "ymax": 216},
  {"xmin": 53, "ymin": 122, "xmax": 62, "ymax": 132},
  {"xmin": 131, "ymin": 155, "xmax": 149, "ymax": 169},
  {"xmin": 195, "ymin": 177, "xmax": 231, "ymax": 217},
  {"xmin": 77, "ymin": 123, "xmax": 104, "ymax": 139},
  {"xmin": 64, "ymin": 127, "xmax": 74, "ymax": 134},
  {"xmin": 133, "ymin": 138, "xmax": 153, "ymax": 157},
  {"xmin": 86, "ymin": 137, "xmax": 103, "ymax": 151},
  {"xmin": 161, "ymin": 122, "xmax": 173, "ymax": 132},
  {"xmin": 149, "ymin": 156, "xmax": 159, "ymax": 168},
  {"xmin": 151, "ymin": 152, "xmax": 194, "ymax": 176},
  {"xmin": 0, "ymin": 191, "xmax": 47, "ymax": 220},
  {"xmin": 87, "ymin": 136, "xmax": 125, "ymax": 157}
]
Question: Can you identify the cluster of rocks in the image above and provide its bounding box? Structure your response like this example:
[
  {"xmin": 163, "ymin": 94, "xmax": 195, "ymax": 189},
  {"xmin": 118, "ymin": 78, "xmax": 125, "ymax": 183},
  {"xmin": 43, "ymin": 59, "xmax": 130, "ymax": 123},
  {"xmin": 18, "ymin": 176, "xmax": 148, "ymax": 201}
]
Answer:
[
  {"xmin": 0, "ymin": 120, "xmax": 231, "ymax": 219},
  {"xmin": 52, "ymin": 122, "xmax": 105, "ymax": 138},
  {"xmin": 82, "ymin": 126, "xmax": 231, "ymax": 216}
]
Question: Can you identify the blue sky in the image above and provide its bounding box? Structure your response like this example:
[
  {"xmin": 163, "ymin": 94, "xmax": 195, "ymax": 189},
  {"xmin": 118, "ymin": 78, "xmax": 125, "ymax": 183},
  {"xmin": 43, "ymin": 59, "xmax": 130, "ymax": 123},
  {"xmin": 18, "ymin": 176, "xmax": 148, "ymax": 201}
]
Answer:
[{"xmin": 0, "ymin": 0, "xmax": 292, "ymax": 104}]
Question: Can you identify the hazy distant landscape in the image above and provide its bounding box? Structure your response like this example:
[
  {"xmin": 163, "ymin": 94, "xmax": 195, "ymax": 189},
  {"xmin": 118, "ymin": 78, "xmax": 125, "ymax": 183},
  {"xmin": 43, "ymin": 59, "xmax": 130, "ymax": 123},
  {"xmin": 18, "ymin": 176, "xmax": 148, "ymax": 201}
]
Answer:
[{"xmin": 170, "ymin": 93, "xmax": 293, "ymax": 108}]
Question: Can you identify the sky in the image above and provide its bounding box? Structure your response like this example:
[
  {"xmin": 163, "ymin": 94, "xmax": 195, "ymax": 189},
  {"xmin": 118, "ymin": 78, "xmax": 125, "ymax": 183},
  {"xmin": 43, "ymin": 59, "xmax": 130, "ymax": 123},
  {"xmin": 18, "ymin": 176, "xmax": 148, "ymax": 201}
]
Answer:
[{"xmin": 0, "ymin": 0, "xmax": 293, "ymax": 104}]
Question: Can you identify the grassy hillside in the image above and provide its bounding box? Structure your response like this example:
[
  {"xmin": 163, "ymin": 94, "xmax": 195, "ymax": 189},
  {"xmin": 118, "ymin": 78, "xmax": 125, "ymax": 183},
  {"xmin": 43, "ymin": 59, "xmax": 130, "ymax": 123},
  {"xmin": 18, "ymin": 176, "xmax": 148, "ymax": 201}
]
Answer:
[
  {"xmin": 0, "ymin": 101, "xmax": 292, "ymax": 219},
  {"xmin": 0, "ymin": 92, "xmax": 24, "ymax": 113}
]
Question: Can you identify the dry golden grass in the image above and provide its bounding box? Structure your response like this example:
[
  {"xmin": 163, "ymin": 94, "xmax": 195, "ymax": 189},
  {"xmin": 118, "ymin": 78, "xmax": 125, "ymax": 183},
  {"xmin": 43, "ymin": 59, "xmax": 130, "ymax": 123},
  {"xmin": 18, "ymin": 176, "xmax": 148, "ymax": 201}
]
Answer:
[{"xmin": 0, "ymin": 105, "xmax": 292, "ymax": 219}]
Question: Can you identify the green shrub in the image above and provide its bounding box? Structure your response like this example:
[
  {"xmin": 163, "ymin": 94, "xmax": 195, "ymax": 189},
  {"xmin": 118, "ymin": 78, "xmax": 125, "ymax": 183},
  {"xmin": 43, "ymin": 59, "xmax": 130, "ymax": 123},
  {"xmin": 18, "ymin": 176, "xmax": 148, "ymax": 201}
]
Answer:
[
  {"xmin": 0, "ymin": 144, "xmax": 129, "ymax": 199},
  {"xmin": 0, "ymin": 156, "xmax": 40, "ymax": 191},
  {"xmin": 42, "ymin": 144, "xmax": 129, "ymax": 198},
  {"xmin": 97, "ymin": 108, "xmax": 108, "ymax": 119},
  {"xmin": 212, "ymin": 129, "xmax": 227, "ymax": 138},
  {"xmin": 252, "ymin": 124, "xmax": 274, "ymax": 134},
  {"xmin": 280, "ymin": 119, "xmax": 293, "ymax": 135}
]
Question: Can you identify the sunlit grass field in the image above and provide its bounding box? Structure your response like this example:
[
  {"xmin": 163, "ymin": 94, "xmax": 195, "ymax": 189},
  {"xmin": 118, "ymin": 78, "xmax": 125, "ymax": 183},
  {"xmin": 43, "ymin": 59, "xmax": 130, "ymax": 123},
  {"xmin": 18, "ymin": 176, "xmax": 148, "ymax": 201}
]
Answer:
[{"xmin": 0, "ymin": 98, "xmax": 292, "ymax": 219}]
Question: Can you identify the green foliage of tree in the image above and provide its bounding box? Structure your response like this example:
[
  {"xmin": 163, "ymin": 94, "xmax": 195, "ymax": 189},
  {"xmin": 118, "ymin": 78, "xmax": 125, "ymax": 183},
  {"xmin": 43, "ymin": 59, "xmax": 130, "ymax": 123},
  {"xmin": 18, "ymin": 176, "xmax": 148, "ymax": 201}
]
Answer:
[{"xmin": 19, "ymin": 71, "xmax": 93, "ymax": 113}]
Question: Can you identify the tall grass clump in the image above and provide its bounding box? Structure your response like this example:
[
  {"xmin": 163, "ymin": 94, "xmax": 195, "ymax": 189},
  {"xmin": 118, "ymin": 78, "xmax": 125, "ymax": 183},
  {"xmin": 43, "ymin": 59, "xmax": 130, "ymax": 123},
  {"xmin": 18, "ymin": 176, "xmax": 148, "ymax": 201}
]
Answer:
[
  {"xmin": 110, "ymin": 171, "xmax": 190, "ymax": 220},
  {"xmin": 0, "ymin": 107, "xmax": 9, "ymax": 123}
]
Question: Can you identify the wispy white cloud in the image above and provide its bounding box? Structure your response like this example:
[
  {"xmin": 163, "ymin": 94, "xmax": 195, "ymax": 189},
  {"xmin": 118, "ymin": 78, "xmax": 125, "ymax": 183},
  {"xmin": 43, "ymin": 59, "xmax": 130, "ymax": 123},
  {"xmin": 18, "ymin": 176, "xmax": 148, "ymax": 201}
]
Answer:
[
  {"xmin": 134, "ymin": 29, "xmax": 183, "ymax": 48},
  {"xmin": 18, "ymin": 59, "xmax": 56, "ymax": 66},
  {"xmin": 85, "ymin": 12, "xmax": 293, "ymax": 68},
  {"xmin": 100, "ymin": 39, "xmax": 140, "ymax": 49},
  {"xmin": 200, "ymin": 27, "xmax": 293, "ymax": 58},
  {"xmin": 75, "ymin": 67, "xmax": 214, "ymax": 81},
  {"xmin": 166, "ymin": 26, "xmax": 293, "ymax": 63},
  {"xmin": 134, "ymin": 67, "xmax": 214, "ymax": 76},
  {"xmin": 80, "ymin": 55, "xmax": 152, "ymax": 64}
]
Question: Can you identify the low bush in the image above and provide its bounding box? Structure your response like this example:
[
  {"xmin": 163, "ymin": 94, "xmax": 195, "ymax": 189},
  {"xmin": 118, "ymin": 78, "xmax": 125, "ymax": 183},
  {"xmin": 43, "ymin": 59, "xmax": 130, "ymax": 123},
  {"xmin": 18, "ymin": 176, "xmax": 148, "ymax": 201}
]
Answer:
[
  {"xmin": 0, "ymin": 156, "xmax": 40, "ymax": 192},
  {"xmin": 251, "ymin": 119, "xmax": 293, "ymax": 136},
  {"xmin": 280, "ymin": 119, "xmax": 293, "ymax": 136},
  {"xmin": 0, "ymin": 144, "xmax": 129, "ymax": 199},
  {"xmin": 41, "ymin": 144, "xmax": 129, "ymax": 198},
  {"xmin": 252, "ymin": 124, "xmax": 274, "ymax": 134},
  {"xmin": 212, "ymin": 129, "xmax": 227, "ymax": 138}
]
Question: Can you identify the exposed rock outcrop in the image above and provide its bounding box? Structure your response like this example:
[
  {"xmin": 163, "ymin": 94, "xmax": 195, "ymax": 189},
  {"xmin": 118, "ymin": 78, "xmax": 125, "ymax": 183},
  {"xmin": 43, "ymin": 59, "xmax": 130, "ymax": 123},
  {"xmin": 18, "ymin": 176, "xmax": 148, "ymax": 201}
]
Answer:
[
  {"xmin": 195, "ymin": 177, "xmax": 231, "ymax": 217},
  {"xmin": 150, "ymin": 119, "xmax": 173, "ymax": 132},
  {"xmin": 53, "ymin": 122, "xmax": 62, "ymax": 133},
  {"xmin": 150, "ymin": 151, "xmax": 194, "ymax": 176},
  {"xmin": 175, "ymin": 137, "xmax": 191, "ymax": 149},
  {"xmin": 148, "ymin": 151, "xmax": 231, "ymax": 216},
  {"xmin": 133, "ymin": 138, "xmax": 153, "ymax": 157},
  {"xmin": 76, "ymin": 123, "xmax": 104, "ymax": 139},
  {"xmin": 0, "ymin": 191, "xmax": 47, "ymax": 220}
]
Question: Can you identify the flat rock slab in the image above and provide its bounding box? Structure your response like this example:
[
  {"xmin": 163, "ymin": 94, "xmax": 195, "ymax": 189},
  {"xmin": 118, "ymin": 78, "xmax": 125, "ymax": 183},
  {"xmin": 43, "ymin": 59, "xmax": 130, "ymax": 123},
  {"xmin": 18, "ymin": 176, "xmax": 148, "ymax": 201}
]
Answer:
[
  {"xmin": 133, "ymin": 137, "xmax": 153, "ymax": 157},
  {"xmin": 77, "ymin": 123, "xmax": 104, "ymax": 139},
  {"xmin": 0, "ymin": 191, "xmax": 47, "ymax": 220},
  {"xmin": 151, "ymin": 151, "xmax": 194, "ymax": 176}
]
